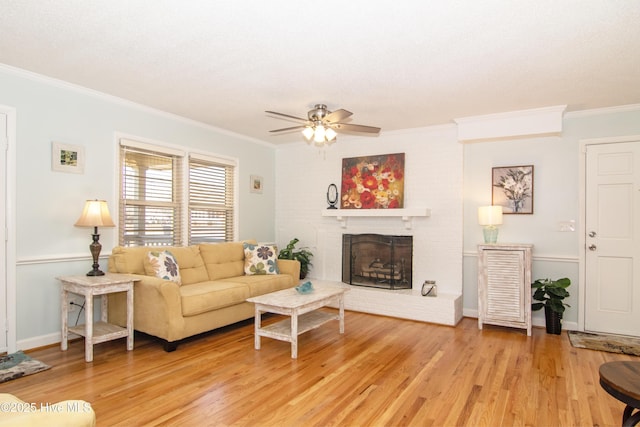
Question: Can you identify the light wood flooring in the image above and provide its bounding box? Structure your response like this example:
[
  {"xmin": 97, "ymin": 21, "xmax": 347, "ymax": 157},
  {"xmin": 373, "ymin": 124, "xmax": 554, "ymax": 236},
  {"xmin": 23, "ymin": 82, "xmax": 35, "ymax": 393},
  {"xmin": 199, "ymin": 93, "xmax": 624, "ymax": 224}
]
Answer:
[{"xmin": 2, "ymin": 311, "xmax": 636, "ymax": 426}]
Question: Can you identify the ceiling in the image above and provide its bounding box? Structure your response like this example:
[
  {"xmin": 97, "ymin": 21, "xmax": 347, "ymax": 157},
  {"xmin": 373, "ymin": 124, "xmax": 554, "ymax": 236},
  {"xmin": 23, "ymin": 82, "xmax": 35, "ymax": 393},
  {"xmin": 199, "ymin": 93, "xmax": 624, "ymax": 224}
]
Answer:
[{"xmin": 1, "ymin": 1, "xmax": 639, "ymax": 145}]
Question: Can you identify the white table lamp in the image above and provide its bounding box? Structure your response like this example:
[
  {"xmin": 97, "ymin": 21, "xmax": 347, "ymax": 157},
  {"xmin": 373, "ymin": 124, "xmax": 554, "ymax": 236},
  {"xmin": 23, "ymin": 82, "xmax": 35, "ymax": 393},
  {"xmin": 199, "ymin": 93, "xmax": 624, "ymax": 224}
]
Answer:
[
  {"xmin": 478, "ymin": 205, "xmax": 503, "ymax": 243},
  {"xmin": 75, "ymin": 199, "xmax": 115, "ymax": 276}
]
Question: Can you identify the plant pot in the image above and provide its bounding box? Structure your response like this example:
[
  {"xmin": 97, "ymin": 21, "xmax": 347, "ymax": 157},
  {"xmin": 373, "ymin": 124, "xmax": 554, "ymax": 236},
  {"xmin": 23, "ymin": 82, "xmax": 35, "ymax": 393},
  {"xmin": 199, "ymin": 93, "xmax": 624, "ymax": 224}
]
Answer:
[{"xmin": 544, "ymin": 305, "xmax": 562, "ymax": 335}]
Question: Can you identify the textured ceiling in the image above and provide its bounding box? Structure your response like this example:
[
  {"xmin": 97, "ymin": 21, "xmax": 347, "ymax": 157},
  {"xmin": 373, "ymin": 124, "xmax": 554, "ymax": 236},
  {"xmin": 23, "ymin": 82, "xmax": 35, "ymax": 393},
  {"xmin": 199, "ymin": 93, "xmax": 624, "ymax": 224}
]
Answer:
[{"xmin": 1, "ymin": 1, "xmax": 639, "ymax": 145}]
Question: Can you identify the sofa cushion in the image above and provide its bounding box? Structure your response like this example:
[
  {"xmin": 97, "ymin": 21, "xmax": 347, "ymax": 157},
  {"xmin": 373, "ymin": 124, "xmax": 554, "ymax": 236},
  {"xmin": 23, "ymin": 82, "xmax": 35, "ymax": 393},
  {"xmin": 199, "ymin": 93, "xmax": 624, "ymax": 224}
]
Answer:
[
  {"xmin": 219, "ymin": 274, "xmax": 295, "ymax": 297},
  {"xmin": 200, "ymin": 241, "xmax": 255, "ymax": 280},
  {"xmin": 145, "ymin": 250, "xmax": 181, "ymax": 284},
  {"xmin": 180, "ymin": 281, "xmax": 250, "ymax": 316},
  {"xmin": 110, "ymin": 245, "xmax": 209, "ymax": 286},
  {"xmin": 243, "ymin": 242, "xmax": 279, "ymax": 275}
]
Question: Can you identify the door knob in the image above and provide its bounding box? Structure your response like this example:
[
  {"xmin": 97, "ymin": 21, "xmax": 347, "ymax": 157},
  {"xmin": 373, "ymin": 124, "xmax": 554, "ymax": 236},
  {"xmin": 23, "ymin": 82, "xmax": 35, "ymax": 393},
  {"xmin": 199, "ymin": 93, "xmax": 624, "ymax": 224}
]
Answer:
[
  {"xmin": 589, "ymin": 231, "xmax": 597, "ymax": 238},
  {"xmin": 588, "ymin": 244, "xmax": 597, "ymax": 251}
]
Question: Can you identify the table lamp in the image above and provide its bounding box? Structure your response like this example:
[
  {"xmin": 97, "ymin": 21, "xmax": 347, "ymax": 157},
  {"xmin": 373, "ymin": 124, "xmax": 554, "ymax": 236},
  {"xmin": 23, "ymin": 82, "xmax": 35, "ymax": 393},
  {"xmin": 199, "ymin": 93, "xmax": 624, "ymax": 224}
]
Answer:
[
  {"xmin": 478, "ymin": 205, "xmax": 503, "ymax": 243},
  {"xmin": 75, "ymin": 199, "xmax": 115, "ymax": 276}
]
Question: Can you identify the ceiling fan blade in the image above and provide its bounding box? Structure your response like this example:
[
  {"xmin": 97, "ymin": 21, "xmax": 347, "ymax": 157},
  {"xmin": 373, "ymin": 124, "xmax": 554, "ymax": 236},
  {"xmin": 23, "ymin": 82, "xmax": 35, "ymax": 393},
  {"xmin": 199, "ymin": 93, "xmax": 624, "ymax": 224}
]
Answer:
[
  {"xmin": 332, "ymin": 123, "xmax": 381, "ymax": 134},
  {"xmin": 265, "ymin": 110, "xmax": 309, "ymax": 123},
  {"xmin": 269, "ymin": 125, "xmax": 306, "ymax": 133},
  {"xmin": 324, "ymin": 109, "xmax": 353, "ymax": 123}
]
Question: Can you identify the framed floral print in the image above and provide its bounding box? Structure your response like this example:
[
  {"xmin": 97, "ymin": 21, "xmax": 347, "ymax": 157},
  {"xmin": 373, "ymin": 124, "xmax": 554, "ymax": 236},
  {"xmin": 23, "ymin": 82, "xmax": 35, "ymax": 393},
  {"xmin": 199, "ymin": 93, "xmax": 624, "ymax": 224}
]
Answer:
[
  {"xmin": 492, "ymin": 165, "xmax": 534, "ymax": 214},
  {"xmin": 340, "ymin": 153, "xmax": 404, "ymax": 209}
]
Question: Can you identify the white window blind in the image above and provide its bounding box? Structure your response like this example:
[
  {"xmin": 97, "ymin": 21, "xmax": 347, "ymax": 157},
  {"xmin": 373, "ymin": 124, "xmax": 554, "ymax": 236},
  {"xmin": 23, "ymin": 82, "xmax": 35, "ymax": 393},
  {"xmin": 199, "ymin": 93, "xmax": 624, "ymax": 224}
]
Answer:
[
  {"xmin": 188, "ymin": 154, "xmax": 235, "ymax": 243},
  {"xmin": 118, "ymin": 139, "xmax": 237, "ymax": 247},
  {"xmin": 119, "ymin": 143, "xmax": 183, "ymax": 247}
]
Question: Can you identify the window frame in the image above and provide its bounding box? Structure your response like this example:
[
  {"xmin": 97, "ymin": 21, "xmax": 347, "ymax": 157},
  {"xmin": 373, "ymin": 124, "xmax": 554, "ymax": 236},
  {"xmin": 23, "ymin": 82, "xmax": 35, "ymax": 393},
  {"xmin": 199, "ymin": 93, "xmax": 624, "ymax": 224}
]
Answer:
[
  {"xmin": 117, "ymin": 136, "xmax": 238, "ymax": 247},
  {"xmin": 188, "ymin": 152, "xmax": 238, "ymax": 245}
]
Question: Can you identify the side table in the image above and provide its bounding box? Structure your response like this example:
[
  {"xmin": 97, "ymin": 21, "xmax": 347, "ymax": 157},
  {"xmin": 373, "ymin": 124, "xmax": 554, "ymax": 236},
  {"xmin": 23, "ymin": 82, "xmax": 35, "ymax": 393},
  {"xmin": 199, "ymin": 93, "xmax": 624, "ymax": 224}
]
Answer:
[
  {"xmin": 58, "ymin": 273, "xmax": 138, "ymax": 362},
  {"xmin": 600, "ymin": 361, "xmax": 640, "ymax": 426}
]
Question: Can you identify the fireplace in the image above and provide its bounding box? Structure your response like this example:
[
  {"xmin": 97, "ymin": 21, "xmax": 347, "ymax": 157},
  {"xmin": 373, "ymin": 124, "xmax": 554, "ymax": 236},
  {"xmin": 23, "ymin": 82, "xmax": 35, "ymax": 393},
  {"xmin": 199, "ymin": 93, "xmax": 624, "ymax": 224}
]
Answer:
[{"xmin": 342, "ymin": 234, "xmax": 412, "ymax": 289}]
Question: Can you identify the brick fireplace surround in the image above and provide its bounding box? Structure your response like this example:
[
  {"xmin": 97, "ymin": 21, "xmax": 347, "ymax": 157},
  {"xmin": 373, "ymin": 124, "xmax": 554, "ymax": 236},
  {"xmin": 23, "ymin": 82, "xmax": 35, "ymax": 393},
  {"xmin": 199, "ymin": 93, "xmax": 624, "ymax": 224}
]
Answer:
[{"xmin": 313, "ymin": 209, "xmax": 463, "ymax": 326}]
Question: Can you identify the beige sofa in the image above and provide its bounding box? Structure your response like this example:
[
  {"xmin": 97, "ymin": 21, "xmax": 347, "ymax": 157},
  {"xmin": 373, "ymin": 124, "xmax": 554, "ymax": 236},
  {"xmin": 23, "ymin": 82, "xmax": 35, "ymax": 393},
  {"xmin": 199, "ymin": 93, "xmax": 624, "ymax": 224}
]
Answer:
[{"xmin": 107, "ymin": 241, "xmax": 300, "ymax": 351}]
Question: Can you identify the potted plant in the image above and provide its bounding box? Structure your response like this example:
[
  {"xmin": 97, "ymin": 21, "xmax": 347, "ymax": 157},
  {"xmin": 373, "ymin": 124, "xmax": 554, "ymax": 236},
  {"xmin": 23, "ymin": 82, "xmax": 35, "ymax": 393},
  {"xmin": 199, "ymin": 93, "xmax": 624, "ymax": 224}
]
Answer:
[
  {"xmin": 278, "ymin": 238, "xmax": 313, "ymax": 280},
  {"xmin": 531, "ymin": 277, "xmax": 571, "ymax": 335}
]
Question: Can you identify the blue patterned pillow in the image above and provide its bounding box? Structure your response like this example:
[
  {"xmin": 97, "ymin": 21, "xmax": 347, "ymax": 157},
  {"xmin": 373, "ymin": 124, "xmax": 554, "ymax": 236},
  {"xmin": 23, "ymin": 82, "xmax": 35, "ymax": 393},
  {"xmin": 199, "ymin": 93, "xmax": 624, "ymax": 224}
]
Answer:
[
  {"xmin": 146, "ymin": 250, "xmax": 181, "ymax": 284},
  {"xmin": 243, "ymin": 243, "xmax": 279, "ymax": 275}
]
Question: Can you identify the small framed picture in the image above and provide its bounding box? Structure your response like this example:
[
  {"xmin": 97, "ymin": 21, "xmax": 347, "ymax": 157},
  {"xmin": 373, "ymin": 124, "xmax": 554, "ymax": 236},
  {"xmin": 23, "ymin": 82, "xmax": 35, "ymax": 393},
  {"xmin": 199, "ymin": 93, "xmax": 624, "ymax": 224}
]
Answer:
[
  {"xmin": 52, "ymin": 142, "xmax": 85, "ymax": 174},
  {"xmin": 492, "ymin": 165, "xmax": 534, "ymax": 214},
  {"xmin": 250, "ymin": 175, "xmax": 263, "ymax": 193}
]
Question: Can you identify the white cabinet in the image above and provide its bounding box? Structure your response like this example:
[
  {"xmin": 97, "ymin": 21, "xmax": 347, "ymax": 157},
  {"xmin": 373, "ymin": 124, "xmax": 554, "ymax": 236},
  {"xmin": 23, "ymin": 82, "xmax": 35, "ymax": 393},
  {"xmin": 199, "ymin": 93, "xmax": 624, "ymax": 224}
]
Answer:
[{"xmin": 478, "ymin": 243, "xmax": 533, "ymax": 336}]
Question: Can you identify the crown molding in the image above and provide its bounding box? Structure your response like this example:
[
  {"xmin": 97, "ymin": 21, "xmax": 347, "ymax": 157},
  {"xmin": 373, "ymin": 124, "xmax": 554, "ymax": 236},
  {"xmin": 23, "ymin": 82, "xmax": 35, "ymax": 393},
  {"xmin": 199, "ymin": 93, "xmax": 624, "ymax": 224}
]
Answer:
[
  {"xmin": 0, "ymin": 63, "xmax": 275, "ymax": 148},
  {"xmin": 454, "ymin": 105, "xmax": 567, "ymax": 143},
  {"xmin": 564, "ymin": 103, "xmax": 640, "ymax": 118}
]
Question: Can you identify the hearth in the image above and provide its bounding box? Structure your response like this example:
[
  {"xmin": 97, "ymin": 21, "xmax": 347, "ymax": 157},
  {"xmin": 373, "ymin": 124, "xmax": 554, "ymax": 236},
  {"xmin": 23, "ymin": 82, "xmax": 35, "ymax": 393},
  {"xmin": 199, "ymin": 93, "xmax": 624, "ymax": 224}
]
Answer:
[{"xmin": 342, "ymin": 234, "xmax": 412, "ymax": 290}]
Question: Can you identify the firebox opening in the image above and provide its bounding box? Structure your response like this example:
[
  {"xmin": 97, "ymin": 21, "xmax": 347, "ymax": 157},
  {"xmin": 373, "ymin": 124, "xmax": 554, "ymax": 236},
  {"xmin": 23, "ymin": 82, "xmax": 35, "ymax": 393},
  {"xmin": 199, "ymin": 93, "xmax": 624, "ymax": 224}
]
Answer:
[{"xmin": 342, "ymin": 234, "xmax": 412, "ymax": 290}]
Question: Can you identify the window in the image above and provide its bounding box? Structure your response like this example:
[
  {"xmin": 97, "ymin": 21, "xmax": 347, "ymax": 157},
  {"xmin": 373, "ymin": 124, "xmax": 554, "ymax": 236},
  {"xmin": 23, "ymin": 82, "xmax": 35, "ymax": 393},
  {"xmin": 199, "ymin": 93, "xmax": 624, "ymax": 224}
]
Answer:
[
  {"xmin": 188, "ymin": 154, "xmax": 235, "ymax": 244},
  {"xmin": 119, "ymin": 138, "xmax": 236, "ymax": 247}
]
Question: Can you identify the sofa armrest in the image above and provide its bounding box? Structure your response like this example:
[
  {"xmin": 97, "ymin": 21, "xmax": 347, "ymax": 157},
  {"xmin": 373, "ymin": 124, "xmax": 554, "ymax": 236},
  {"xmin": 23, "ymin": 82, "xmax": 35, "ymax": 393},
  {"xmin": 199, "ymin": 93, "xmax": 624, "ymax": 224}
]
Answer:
[
  {"xmin": 276, "ymin": 259, "xmax": 300, "ymax": 283},
  {"xmin": 107, "ymin": 274, "xmax": 185, "ymax": 341}
]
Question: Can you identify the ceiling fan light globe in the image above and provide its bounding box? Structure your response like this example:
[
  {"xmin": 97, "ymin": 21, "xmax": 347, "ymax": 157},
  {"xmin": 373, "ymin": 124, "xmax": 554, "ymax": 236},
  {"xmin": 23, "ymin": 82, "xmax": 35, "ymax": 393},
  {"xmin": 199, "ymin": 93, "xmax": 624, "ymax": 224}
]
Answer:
[
  {"xmin": 302, "ymin": 127, "xmax": 314, "ymax": 140},
  {"xmin": 325, "ymin": 128, "xmax": 337, "ymax": 141},
  {"xmin": 313, "ymin": 125, "xmax": 326, "ymax": 143}
]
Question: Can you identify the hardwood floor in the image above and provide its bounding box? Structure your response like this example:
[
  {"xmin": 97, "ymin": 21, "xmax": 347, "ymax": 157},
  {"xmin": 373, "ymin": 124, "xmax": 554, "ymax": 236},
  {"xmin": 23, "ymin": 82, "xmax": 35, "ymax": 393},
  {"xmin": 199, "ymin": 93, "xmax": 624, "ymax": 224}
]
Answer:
[{"xmin": 2, "ymin": 312, "xmax": 635, "ymax": 426}]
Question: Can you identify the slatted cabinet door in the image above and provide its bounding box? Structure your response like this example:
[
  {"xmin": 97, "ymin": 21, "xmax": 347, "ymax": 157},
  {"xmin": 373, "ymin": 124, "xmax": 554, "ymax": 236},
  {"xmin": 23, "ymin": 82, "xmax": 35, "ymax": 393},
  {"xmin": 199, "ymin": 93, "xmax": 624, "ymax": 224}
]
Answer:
[{"xmin": 478, "ymin": 243, "xmax": 533, "ymax": 336}]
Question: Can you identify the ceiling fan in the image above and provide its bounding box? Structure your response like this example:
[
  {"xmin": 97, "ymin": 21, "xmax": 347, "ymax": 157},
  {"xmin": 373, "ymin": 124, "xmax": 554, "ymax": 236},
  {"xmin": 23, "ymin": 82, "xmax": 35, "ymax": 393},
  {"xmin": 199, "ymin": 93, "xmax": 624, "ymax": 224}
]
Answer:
[{"xmin": 266, "ymin": 104, "xmax": 381, "ymax": 145}]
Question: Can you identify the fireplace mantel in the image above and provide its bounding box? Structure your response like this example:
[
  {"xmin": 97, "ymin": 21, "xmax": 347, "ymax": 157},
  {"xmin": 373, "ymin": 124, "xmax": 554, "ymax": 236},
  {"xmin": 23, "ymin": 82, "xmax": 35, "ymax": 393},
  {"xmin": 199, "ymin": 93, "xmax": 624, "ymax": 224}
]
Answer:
[{"xmin": 321, "ymin": 208, "xmax": 431, "ymax": 229}]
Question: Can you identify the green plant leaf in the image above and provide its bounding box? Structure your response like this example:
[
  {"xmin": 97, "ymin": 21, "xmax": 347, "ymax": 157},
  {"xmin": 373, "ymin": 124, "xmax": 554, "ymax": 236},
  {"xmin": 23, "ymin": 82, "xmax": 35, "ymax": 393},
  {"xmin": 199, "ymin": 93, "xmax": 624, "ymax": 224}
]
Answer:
[
  {"xmin": 548, "ymin": 299, "xmax": 566, "ymax": 314},
  {"xmin": 531, "ymin": 279, "xmax": 546, "ymax": 288},
  {"xmin": 277, "ymin": 238, "xmax": 314, "ymax": 279},
  {"xmin": 531, "ymin": 302, "xmax": 545, "ymax": 311},
  {"xmin": 547, "ymin": 287, "xmax": 570, "ymax": 299}
]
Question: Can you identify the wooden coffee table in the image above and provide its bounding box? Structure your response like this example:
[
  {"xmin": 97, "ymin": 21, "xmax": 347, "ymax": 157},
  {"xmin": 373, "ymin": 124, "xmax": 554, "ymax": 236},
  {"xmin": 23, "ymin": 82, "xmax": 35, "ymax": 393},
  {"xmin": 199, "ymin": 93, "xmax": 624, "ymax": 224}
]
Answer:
[
  {"xmin": 600, "ymin": 361, "xmax": 640, "ymax": 426},
  {"xmin": 247, "ymin": 284, "xmax": 347, "ymax": 359}
]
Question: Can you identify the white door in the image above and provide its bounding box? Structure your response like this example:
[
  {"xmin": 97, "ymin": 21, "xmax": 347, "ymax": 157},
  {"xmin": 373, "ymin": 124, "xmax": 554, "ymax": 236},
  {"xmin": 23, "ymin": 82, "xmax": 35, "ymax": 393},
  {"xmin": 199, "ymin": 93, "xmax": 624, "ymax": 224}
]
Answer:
[
  {"xmin": 584, "ymin": 141, "xmax": 640, "ymax": 336},
  {"xmin": 0, "ymin": 113, "xmax": 6, "ymax": 352}
]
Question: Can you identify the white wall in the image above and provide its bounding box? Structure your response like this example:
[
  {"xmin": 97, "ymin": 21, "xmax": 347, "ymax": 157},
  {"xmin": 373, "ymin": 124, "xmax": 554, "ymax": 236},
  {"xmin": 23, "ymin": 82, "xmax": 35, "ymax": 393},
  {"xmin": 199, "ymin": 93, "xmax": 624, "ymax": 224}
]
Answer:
[
  {"xmin": 462, "ymin": 106, "xmax": 640, "ymax": 326},
  {"xmin": 275, "ymin": 105, "xmax": 640, "ymax": 330},
  {"xmin": 275, "ymin": 125, "xmax": 463, "ymax": 296},
  {"xmin": 4, "ymin": 62, "xmax": 638, "ymax": 347},
  {"xmin": 0, "ymin": 66, "xmax": 277, "ymax": 348}
]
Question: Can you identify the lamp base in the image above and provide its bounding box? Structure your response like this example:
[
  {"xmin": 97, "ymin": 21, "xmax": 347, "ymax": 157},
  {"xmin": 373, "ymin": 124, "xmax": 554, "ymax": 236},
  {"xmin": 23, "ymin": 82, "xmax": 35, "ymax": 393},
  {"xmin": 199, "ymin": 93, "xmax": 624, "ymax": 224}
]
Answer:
[
  {"xmin": 86, "ymin": 230, "xmax": 105, "ymax": 276},
  {"xmin": 86, "ymin": 268, "xmax": 105, "ymax": 277},
  {"xmin": 483, "ymin": 226, "xmax": 499, "ymax": 244}
]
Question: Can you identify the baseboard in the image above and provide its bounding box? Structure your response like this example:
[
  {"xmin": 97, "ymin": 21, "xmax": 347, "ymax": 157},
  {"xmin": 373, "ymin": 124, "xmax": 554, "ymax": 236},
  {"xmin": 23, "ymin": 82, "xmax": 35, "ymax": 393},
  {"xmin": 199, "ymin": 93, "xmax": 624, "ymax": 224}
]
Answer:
[
  {"xmin": 18, "ymin": 331, "xmax": 61, "ymax": 351},
  {"xmin": 462, "ymin": 310, "xmax": 578, "ymax": 332}
]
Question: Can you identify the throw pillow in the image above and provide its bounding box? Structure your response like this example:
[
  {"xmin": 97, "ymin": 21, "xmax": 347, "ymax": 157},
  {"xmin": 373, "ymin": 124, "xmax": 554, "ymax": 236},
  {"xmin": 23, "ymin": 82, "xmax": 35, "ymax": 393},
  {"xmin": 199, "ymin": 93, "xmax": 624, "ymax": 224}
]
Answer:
[
  {"xmin": 243, "ymin": 243, "xmax": 279, "ymax": 275},
  {"xmin": 146, "ymin": 250, "xmax": 182, "ymax": 284}
]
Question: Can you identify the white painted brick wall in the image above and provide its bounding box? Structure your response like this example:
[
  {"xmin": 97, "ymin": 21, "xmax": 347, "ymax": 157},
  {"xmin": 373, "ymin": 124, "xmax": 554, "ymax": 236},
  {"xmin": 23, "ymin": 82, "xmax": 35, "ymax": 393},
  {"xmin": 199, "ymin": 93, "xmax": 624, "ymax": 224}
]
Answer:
[
  {"xmin": 316, "ymin": 280, "xmax": 462, "ymax": 326},
  {"xmin": 275, "ymin": 125, "xmax": 463, "ymax": 324}
]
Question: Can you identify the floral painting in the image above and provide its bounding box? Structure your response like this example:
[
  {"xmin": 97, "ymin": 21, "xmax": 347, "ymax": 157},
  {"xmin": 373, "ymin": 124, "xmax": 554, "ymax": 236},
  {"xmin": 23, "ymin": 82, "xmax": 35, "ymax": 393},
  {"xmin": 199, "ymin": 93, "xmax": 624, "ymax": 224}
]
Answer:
[
  {"xmin": 492, "ymin": 165, "xmax": 534, "ymax": 214},
  {"xmin": 341, "ymin": 153, "xmax": 405, "ymax": 209}
]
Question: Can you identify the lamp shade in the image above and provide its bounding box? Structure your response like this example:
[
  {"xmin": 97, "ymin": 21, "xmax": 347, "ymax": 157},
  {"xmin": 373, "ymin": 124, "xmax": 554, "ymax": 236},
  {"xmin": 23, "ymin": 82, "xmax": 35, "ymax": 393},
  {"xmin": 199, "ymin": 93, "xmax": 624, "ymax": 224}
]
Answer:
[
  {"xmin": 325, "ymin": 127, "xmax": 337, "ymax": 141},
  {"xmin": 478, "ymin": 205, "xmax": 503, "ymax": 226},
  {"xmin": 74, "ymin": 200, "xmax": 116, "ymax": 228},
  {"xmin": 313, "ymin": 125, "xmax": 326, "ymax": 143},
  {"xmin": 302, "ymin": 127, "xmax": 314, "ymax": 141}
]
